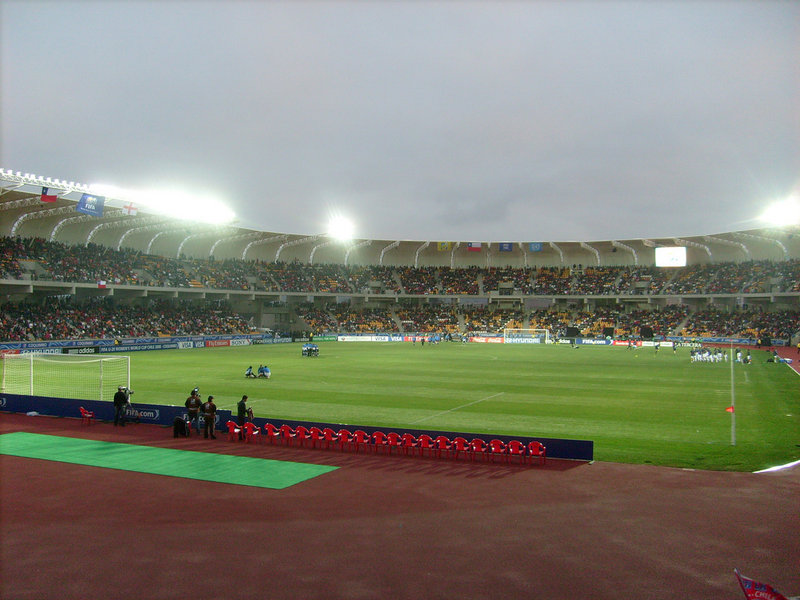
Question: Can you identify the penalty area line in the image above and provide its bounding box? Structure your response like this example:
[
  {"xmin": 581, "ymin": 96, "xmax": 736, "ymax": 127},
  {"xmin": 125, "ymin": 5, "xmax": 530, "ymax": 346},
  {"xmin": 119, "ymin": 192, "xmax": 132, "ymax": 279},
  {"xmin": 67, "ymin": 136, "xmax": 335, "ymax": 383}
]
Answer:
[{"xmin": 409, "ymin": 392, "xmax": 505, "ymax": 425}]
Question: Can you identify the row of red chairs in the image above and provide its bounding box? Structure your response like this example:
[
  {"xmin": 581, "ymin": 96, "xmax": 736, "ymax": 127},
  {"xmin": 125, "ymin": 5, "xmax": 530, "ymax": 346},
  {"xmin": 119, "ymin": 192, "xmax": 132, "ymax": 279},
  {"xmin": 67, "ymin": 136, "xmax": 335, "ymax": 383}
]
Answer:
[{"xmin": 226, "ymin": 421, "xmax": 546, "ymax": 465}]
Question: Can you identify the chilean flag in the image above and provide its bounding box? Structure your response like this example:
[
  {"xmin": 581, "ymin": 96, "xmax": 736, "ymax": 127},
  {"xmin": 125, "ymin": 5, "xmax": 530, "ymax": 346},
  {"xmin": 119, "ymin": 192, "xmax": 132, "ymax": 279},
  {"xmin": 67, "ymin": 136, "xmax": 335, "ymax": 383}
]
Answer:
[
  {"xmin": 40, "ymin": 187, "xmax": 58, "ymax": 203},
  {"xmin": 467, "ymin": 242, "xmax": 482, "ymax": 252},
  {"xmin": 734, "ymin": 569, "xmax": 789, "ymax": 600}
]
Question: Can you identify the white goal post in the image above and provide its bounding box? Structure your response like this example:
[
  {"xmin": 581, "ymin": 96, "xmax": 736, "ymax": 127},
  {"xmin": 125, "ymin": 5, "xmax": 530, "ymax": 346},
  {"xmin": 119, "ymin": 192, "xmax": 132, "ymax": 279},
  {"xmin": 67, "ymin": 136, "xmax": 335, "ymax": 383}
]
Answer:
[
  {"xmin": 503, "ymin": 328, "xmax": 550, "ymax": 344},
  {"xmin": 1, "ymin": 353, "xmax": 130, "ymax": 401}
]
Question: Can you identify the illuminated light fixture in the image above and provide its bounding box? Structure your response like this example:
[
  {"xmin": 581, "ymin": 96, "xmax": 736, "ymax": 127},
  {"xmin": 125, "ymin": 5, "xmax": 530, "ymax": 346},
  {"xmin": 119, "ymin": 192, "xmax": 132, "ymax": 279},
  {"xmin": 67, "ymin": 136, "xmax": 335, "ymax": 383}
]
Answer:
[
  {"xmin": 327, "ymin": 214, "xmax": 355, "ymax": 241},
  {"xmin": 760, "ymin": 194, "xmax": 800, "ymax": 227},
  {"xmin": 88, "ymin": 182, "xmax": 235, "ymax": 224}
]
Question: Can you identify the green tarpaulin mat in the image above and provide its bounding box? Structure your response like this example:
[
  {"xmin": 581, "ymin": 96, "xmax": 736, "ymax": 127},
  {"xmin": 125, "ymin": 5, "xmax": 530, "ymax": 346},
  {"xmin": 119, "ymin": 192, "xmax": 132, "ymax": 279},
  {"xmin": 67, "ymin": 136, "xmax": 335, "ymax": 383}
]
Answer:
[{"xmin": 0, "ymin": 431, "xmax": 337, "ymax": 489}]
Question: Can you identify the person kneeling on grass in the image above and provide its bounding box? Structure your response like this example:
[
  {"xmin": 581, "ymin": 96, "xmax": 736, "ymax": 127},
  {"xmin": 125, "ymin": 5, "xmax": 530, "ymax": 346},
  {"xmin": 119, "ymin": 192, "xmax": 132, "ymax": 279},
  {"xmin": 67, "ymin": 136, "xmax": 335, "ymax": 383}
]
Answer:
[
  {"xmin": 257, "ymin": 364, "xmax": 271, "ymax": 379},
  {"xmin": 245, "ymin": 365, "xmax": 256, "ymax": 378}
]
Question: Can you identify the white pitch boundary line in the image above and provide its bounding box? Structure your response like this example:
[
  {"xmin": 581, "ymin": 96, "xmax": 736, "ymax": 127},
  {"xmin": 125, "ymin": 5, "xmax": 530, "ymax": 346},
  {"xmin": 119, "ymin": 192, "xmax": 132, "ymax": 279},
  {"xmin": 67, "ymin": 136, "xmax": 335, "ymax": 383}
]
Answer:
[
  {"xmin": 410, "ymin": 392, "xmax": 505, "ymax": 425},
  {"xmin": 753, "ymin": 459, "xmax": 800, "ymax": 474}
]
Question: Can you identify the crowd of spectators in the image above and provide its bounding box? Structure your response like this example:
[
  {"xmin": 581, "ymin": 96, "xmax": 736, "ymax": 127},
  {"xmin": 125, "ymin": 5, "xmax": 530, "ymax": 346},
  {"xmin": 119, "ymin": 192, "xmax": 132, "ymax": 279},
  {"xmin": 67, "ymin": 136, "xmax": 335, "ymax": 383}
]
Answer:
[
  {"xmin": 5, "ymin": 236, "xmax": 800, "ymax": 297},
  {"xmin": 0, "ymin": 298, "xmax": 253, "ymax": 342}
]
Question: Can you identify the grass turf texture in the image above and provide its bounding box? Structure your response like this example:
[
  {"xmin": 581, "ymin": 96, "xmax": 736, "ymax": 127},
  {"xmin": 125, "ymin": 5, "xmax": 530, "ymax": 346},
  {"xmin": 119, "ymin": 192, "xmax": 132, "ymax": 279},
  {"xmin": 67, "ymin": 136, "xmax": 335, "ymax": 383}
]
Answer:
[
  {"xmin": 0, "ymin": 431, "xmax": 338, "ymax": 488},
  {"xmin": 28, "ymin": 342, "xmax": 800, "ymax": 471}
]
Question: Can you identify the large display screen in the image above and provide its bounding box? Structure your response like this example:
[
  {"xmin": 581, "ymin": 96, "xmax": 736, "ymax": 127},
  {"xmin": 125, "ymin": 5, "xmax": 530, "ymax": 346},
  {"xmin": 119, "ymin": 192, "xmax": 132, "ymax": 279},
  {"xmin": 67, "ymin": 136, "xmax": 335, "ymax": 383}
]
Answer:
[{"xmin": 655, "ymin": 246, "xmax": 687, "ymax": 267}]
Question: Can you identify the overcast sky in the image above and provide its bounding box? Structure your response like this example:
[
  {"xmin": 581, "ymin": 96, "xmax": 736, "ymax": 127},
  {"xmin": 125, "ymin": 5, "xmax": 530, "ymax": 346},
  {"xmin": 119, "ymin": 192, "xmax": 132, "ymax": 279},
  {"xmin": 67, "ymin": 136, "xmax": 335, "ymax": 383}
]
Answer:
[{"xmin": 2, "ymin": 1, "xmax": 798, "ymax": 243}]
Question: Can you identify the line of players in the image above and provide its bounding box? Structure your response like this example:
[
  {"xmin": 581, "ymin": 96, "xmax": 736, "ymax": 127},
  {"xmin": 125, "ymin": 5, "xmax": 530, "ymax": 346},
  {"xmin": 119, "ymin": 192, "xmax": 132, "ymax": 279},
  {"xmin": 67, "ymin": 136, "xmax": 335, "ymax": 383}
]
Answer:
[{"xmin": 690, "ymin": 347, "xmax": 751, "ymax": 364}]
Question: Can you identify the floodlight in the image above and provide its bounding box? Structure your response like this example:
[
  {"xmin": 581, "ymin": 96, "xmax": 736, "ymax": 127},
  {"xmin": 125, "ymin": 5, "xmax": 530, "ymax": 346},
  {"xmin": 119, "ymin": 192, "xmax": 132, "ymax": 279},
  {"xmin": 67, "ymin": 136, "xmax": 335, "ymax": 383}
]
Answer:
[{"xmin": 327, "ymin": 214, "xmax": 355, "ymax": 241}]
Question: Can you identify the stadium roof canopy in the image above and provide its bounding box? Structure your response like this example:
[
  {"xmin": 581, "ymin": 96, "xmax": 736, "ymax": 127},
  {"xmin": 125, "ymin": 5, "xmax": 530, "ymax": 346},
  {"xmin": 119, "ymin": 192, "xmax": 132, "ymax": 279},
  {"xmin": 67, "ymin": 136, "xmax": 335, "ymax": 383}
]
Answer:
[{"xmin": 2, "ymin": 169, "xmax": 798, "ymax": 268}]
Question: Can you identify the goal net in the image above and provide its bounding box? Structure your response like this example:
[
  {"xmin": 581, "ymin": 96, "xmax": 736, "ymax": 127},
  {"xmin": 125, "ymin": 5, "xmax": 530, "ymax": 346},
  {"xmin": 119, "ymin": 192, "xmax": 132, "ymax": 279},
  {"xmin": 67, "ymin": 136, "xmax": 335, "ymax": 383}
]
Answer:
[
  {"xmin": 503, "ymin": 328, "xmax": 550, "ymax": 344},
  {"xmin": 1, "ymin": 353, "xmax": 130, "ymax": 401}
]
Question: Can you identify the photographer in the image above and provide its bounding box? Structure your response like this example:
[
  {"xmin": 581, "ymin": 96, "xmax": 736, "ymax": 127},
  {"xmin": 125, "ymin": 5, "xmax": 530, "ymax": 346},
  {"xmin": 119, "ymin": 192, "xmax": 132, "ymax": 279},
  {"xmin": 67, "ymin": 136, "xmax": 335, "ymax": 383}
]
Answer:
[{"xmin": 113, "ymin": 385, "xmax": 131, "ymax": 427}]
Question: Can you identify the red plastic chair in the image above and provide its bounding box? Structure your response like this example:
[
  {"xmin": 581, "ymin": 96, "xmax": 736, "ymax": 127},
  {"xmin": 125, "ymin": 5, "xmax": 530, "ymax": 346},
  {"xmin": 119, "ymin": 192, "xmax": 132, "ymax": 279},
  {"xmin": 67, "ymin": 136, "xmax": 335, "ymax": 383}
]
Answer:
[
  {"xmin": 451, "ymin": 437, "xmax": 470, "ymax": 460},
  {"xmin": 417, "ymin": 434, "xmax": 434, "ymax": 457},
  {"xmin": 469, "ymin": 438, "xmax": 488, "ymax": 462},
  {"xmin": 321, "ymin": 428, "xmax": 337, "ymax": 450},
  {"xmin": 79, "ymin": 406, "xmax": 95, "ymax": 426},
  {"xmin": 385, "ymin": 432, "xmax": 402, "ymax": 455},
  {"xmin": 263, "ymin": 423, "xmax": 280, "ymax": 444},
  {"xmin": 352, "ymin": 430, "xmax": 370, "ymax": 453},
  {"xmin": 489, "ymin": 439, "xmax": 507, "ymax": 463},
  {"xmin": 507, "ymin": 440, "xmax": 526, "ymax": 464},
  {"xmin": 278, "ymin": 424, "xmax": 295, "ymax": 446},
  {"xmin": 243, "ymin": 422, "xmax": 261, "ymax": 443},
  {"xmin": 433, "ymin": 435, "xmax": 452, "ymax": 459},
  {"xmin": 309, "ymin": 426, "xmax": 324, "ymax": 449},
  {"xmin": 371, "ymin": 430, "xmax": 388, "ymax": 454},
  {"xmin": 226, "ymin": 420, "xmax": 242, "ymax": 442},
  {"xmin": 337, "ymin": 428, "xmax": 353, "ymax": 452},
  {"xmin": 400, "ymin": 433, "xmax": 417, "ymax": 456},
  {"xmin": 527, "ymin": 441, "xmax": 547, "ymax": 466},
  {"xmin": 294, "ymin": 425, "xmax": 311, "ymax": 448}
]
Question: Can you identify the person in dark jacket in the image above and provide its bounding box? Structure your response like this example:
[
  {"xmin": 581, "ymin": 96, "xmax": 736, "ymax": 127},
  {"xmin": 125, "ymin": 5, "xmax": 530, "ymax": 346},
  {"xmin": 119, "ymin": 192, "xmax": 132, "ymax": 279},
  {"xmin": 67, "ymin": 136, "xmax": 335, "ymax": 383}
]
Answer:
[
  {"xmin": 113, "ymin": 386, "xmax": 129, "ymax": 427},
  {"xmin": 236, "ymin": 395, "xmax": 248, "ymax": 440},
  {"xmin": 202, "ymin": 395, "xmax": 217, "ymax": 439}
]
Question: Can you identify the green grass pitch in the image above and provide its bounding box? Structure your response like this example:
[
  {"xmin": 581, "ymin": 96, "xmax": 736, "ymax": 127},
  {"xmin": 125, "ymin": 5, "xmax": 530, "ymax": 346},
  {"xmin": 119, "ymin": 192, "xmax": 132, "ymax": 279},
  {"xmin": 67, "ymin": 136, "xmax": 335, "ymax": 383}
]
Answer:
[{"xmin": 121, "ymin": 342, "xmax": 800, "ymax": 472}]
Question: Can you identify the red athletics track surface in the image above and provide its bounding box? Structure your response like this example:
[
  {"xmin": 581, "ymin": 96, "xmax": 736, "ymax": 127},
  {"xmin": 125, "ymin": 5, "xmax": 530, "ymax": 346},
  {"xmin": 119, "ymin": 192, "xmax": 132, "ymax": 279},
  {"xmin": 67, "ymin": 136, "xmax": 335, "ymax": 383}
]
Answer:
[{"xmin": 1, "ymin": 412, "xmax": 797, "ymax": 600}]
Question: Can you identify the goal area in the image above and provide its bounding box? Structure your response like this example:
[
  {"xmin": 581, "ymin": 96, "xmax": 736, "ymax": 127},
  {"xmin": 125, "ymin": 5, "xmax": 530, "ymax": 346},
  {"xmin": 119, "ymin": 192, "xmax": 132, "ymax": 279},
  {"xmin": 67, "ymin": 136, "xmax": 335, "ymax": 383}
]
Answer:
[
  {"xmin": 1, "ymin": 353, "xmax": 130, "ymax": 401},
  {"xmin": 503, "ymin": 328, "xmax": 550, "ymax": 344}
]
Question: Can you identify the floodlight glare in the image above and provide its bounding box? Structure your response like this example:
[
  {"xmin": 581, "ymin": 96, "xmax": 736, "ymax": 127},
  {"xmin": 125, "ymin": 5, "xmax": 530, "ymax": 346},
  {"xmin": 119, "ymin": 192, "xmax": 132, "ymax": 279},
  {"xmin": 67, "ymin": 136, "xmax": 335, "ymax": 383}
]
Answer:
[
  {"xmin": 137, "ymin": 189, "xmax": 236, "ymax": 224},
  {"xmin": 327, "ymin": 215, "xmax": 355, "ymax": 241},
  {"xmin": 760, "ymin": 196, "xmax": 800, "ymax": 227}
]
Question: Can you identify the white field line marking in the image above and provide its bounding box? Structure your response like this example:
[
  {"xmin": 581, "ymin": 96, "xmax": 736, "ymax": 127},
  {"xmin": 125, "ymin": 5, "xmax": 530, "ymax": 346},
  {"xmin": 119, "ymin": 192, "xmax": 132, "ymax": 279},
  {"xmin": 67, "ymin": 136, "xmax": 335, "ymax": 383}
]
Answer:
[
  {"xmin": 754, "ymin": 459, "xmax": 800, "ymax": 473},
  {"xmin": 410, "ymin": 392, "xmax": 505, "ymax": 425}
]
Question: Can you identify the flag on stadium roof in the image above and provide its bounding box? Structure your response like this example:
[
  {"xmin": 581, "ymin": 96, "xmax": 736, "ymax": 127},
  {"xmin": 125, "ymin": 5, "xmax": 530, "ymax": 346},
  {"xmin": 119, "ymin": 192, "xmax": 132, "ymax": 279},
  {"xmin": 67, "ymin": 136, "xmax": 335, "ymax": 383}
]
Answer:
[
  {"xmin": 76, "ymin": 193, "xmax": 105, "ymax": 217},
  {"xmin": 40, "ymin": 187, "xmax": 57, "ymax": 203},
  {"xmin": 467, "ymin": 242, "xmax": 482, "ymax": 252},
  {"xmin": 499, "ymin": 242, "xmax": 513, "ymax": 252},
  {"xmin": 437, "ymin": 242, "xmax": 451, "ymax": 251},
  {"xmin": 734, "ymin": 569, "xmax": 789, "ymax": 600},
  {"xmin": 529, "ymin": 242, "xmax": 543, "ymax": 252},
  {"xmin": 123, "ymin": 202, "xmax": 138, "ymax": 216}
]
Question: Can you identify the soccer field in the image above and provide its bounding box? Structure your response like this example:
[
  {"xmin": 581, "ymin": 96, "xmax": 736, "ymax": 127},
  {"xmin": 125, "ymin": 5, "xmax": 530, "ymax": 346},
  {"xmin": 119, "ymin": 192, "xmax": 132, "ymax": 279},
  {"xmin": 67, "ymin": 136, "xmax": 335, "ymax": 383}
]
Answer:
[{"xmin": 124, "ymin": 341, "xmax": 800, "ymax": 471}]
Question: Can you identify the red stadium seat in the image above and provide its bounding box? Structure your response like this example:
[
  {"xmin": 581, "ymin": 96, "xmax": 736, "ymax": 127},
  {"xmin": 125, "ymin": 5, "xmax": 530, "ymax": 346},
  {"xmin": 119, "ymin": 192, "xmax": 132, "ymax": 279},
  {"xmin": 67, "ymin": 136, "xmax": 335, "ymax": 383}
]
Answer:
[
  {"xmin": 337, "ymin": 429, "xmax": 353, "ymax": 452},
  {"xmin": 527, "ymin": 441, "xmax": 546, "ymax": 466},
  {"xmin": 371, "ymin": 430, "xmax": 388, "ymax": 454},
  {"xmin": 507, "ymin": 440, "xmax": 526, "ymax": 464},
  {"xmin": 278, "ymin": 424, "xmax": 295, "ymax": 446},
  {"xmin": 400, "ymin": 433, "xmax": 417, "ymax": 456},
  {"xmin": 243, "ymin": 422, "xmax": 261, "ymax": 443},
  {"xmin": 433, "ymin": 435, "xmax": 452, "ymax": 459},
  {"xmin": 488, "ymin": 439, "xmax": 507, "ymax": 463},
  {"xmin": 321, "ymin": 428, "xmax": 337, "ymax": 450},
  {"xmin": 385, "ymin": 432, "xmax": 402, "ymax": 455},
  {"xmin": 417, "ymin": 434, "xmax": 434, "ymax": 457},
  {"xmin": 263, "ymin": 423, "xmax": 280, "ymax": 444},
  {"xmin": 309, "ymin": 426, "xmax": 324, "ymax": 449},
  {"xmin": 451, "ymin": 437, "xmax": 470, "ymax": 460},
  {"xmin": 294, "ymin": 425, "xmax": 311, "ymax": 448},
  {"xmin": 352, "ymin": 430, "xmax": 370, "ymax": 453},
  {"xmin": 79, "ymin": 406, "xmax": 95, "ymax": 426},
  {"xmin": 226, "ymin": 420, "xmax": 242, "ymax": 442},
  {"xmin": 469, "ymin": 438, "xmax": 488, "ymax": 462}
]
